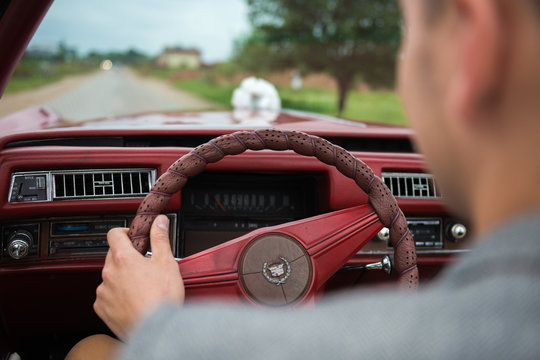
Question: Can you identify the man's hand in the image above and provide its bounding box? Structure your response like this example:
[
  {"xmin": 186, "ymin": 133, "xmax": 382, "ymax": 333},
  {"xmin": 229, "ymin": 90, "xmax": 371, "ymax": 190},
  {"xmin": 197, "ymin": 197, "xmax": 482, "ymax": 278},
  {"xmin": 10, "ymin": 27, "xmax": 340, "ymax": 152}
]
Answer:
[{"xmin": 94, "ymin": 215, "xmax": 185, "ymax": 340}]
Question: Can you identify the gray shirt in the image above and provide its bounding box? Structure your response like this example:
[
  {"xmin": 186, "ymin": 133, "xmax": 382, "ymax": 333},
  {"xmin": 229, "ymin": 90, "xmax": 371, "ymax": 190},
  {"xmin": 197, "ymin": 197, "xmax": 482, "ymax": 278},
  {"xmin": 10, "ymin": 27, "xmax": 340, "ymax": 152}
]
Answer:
[{"xmin": 120, "ymin": 211, "xmax": 540, "ymax": 359}]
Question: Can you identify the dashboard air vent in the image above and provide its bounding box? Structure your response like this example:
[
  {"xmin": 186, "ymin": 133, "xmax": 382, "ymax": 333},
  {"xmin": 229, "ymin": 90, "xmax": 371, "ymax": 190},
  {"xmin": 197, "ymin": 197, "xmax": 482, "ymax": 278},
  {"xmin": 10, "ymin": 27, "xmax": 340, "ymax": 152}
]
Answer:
[
  {"xmin": 381, "ymin": 172, "xmax": 441, "ymax": 199},
  {"xmin": 53, "ymin": 169, "xmax": 156, "ymax": 200},
  {"xmin": 9, "ymin": 169, "xmax": 157, "ymax": 203}
]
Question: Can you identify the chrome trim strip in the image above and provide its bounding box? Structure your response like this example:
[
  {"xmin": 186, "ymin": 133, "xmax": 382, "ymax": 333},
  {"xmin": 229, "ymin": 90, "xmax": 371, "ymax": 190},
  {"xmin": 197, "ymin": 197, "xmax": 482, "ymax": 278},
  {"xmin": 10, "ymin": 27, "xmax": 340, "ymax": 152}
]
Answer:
[{"xmin": 357, "ymin": 249, "xmax": 472, "ymax": 255}]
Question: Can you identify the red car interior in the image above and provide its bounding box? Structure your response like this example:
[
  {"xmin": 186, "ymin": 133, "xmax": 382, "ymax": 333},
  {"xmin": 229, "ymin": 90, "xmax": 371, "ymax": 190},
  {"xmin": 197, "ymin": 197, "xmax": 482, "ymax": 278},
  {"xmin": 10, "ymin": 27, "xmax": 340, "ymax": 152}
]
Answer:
[
  {"xmin": 0, "ymin": 0, "xmax": 470, "ymax": 357},
  {"xmin": 0, "ymin": 118, "xmax": 470, "ymax": 345}
]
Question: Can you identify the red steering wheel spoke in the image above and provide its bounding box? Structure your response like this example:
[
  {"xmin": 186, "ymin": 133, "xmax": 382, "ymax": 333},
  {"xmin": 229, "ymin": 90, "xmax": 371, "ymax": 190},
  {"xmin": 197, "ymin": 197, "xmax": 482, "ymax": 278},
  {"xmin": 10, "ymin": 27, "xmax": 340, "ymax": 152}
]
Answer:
[
  {"xmin": 294, "ymin": 205, "xmax": 381, "ymax": 289},
  {"xmin": 177, "ymin": 205, "xmax": 382, "ymax": 305}
]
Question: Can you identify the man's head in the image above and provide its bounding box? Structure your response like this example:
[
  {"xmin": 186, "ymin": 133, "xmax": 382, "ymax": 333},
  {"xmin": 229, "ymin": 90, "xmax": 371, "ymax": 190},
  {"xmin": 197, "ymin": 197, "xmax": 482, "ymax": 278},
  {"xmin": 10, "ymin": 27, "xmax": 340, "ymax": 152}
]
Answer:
[{"xmin": 398, "ymin": 0, "xmax": 540, "ymax": 234}]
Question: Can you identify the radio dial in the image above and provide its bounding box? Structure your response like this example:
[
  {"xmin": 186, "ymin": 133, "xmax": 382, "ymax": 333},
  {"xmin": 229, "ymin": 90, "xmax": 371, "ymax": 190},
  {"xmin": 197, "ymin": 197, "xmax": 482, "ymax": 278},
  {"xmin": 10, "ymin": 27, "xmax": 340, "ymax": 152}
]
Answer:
[
  {"xmin": 7, "ymin": 231, "xmax": 32, "ymax": 259},
  {"xmin": 449, "ymin": 223, "xmax": 467, "ymax": 242}
]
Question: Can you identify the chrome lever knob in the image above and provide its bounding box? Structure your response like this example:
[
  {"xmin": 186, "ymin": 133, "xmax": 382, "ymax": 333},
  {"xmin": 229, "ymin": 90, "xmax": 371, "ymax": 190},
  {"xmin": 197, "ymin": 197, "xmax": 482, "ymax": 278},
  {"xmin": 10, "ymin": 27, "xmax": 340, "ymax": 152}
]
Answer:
[
  {"xmin": 341, "ymin": 255, "xmax": 393, "ymax": 275},
  {"xmin": 364, "ymin": 255, "xmax": 392, "ymax": 275}
]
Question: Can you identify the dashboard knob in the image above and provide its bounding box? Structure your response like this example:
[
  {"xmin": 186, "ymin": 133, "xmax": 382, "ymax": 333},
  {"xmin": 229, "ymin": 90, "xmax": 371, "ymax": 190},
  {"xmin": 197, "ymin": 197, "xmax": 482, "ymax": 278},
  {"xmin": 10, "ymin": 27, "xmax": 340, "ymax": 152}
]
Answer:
[
  {"xmin": 449, "ymin": 223, "xmax": 467, "ymax": 242},
  {"xmin": 377, "ymin": 227, "xmax": 390, "ymax": 241},
  {"xmin": 7, "ymin": 231, "xmax": 32, "ymax": 259}
]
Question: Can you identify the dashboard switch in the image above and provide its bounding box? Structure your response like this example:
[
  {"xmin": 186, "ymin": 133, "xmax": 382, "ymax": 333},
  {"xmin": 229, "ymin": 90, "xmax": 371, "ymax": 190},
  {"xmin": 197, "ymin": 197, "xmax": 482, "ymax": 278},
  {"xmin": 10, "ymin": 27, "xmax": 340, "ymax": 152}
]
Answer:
[
  {"xmin": 2, "ymin": 227, "xmax": 38, "ymax": 261},
  {"xmin": 7, "ymin": 231, "xmax": 32, "ymax": 259},
  {"xmin": 449, "ymin": 223, "xmax": 467, "ymax": 242},
  {"xmin": 9, "ymin": 172, "xmax": 50, "ymax": 202},
  {"xmin": 377, "ymin": 227, "xmax": 390, "ymax": 241},
  {"xmin": 8, "ymin": 240, "xmax": 29, "ymax": 259},
  {"xmin": 36, "ymin": 176, "xmax": 46, "ymax": 189}
]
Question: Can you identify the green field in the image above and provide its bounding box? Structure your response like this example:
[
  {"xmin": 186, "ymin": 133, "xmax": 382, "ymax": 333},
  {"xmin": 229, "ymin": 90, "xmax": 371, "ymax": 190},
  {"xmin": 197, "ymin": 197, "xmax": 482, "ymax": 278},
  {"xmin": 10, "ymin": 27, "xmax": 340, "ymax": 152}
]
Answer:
[
  {"xmin": 279, "ymin": 87, "xmax": 407, "ymax": 126},
  {"xmin": 171, "ymin": 77, "xmax": 407, "ymax": 126},
  {"xmin": 4, "ymin": 58, "xmax": 95, "ymax": 94}
]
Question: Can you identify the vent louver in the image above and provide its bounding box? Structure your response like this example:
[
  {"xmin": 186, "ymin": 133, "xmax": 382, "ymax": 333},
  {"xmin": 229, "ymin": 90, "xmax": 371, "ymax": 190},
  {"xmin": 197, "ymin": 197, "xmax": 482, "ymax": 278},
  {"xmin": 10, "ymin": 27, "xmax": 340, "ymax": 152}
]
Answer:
[
  {"xmin": 382, "ymin": 172, "xmax": 441, "ymax": 199},
  {"xmin": 53, "ymin": 169, "xmax": 156, "ymax": 200}
]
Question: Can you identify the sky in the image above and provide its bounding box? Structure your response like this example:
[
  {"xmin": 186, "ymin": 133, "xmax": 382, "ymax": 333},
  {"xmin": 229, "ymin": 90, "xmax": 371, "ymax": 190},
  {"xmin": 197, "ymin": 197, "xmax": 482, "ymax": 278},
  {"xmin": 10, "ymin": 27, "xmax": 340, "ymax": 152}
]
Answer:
[{"xmin": 29, "ymin": 0, "xmax": 252, "ymax": 63}]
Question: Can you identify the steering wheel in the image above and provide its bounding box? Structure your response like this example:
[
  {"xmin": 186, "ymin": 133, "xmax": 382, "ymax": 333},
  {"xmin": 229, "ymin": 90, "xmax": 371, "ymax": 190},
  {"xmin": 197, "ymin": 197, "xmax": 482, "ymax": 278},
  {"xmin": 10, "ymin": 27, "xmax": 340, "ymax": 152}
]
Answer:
[{"xmin": 128, "ymin": 129, "xmax": 418, "ymax": 306}]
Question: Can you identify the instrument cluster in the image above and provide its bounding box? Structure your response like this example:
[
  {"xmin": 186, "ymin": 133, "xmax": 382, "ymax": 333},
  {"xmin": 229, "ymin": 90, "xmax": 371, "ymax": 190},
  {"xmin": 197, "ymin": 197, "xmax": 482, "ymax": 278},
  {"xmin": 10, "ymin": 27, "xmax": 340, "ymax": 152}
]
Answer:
[{"xmin": 179, "ymin": 172, "xmax": 319, "ymax": 257}]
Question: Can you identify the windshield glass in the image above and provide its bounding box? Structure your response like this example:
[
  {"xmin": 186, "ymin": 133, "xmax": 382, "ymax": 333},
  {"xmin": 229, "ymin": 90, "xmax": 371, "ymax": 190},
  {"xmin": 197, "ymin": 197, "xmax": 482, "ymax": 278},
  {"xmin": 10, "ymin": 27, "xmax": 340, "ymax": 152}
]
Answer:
[{"xmin": 0, "ymin": 0, "xmax": 405, "ymax": 126}]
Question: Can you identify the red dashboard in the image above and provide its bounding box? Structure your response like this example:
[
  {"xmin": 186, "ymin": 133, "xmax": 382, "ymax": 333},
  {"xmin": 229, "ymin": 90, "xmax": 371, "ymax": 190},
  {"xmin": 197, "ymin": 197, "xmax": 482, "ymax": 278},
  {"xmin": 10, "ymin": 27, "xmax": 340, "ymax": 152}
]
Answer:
[{"xmin": 0, "ymin": 117, "xmax": 471, "ymax": 353}]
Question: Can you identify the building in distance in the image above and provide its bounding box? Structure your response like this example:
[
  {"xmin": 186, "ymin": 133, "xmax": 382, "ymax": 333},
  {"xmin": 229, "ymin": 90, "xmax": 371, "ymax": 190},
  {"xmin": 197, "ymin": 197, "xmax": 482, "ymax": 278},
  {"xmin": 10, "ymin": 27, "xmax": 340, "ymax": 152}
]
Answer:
[{"xmin": 156, "ymin": 47, "xmax": 201, "ymax": 69}]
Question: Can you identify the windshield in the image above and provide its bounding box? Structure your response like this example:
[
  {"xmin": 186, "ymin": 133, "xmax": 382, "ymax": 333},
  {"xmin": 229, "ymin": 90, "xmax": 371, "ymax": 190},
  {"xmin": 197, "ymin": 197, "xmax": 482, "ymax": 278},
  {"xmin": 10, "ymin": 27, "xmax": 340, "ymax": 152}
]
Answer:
[{"xmin": 0, "ymin": 0, "xmax": 405, "ymax": 126}]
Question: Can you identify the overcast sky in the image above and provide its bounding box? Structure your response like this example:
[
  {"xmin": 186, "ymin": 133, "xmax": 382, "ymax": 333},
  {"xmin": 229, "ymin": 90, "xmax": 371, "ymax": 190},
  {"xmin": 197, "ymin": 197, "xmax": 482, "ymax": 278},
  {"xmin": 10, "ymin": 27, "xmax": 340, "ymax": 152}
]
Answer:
[{"xmin": 29, "ymin": 0, "xmax": 251, "ymax": 63}]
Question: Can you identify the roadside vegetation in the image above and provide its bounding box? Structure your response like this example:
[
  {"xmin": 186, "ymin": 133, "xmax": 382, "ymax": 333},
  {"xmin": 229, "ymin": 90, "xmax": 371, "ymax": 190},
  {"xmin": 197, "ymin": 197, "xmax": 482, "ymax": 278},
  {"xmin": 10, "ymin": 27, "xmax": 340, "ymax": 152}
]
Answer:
[
  {"xmin": 5, "ymin": 44, "xmax": 149, "ymax": 95},
  {"xmin": 4, "ymin": 58, "xmax": 94, "ymax": 94},
  {"xmin": 134, "ymin": 64, "xmax": 407, "ymax": 126}
]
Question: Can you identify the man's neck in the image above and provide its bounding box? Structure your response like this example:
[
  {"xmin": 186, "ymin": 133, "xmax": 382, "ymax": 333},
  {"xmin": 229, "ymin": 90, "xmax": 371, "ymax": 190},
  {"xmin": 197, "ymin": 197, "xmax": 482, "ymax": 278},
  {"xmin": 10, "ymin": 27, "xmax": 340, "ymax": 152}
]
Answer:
[{"xmin": 471, "ymin": 149, "xmax": 540, "ymax": 240}]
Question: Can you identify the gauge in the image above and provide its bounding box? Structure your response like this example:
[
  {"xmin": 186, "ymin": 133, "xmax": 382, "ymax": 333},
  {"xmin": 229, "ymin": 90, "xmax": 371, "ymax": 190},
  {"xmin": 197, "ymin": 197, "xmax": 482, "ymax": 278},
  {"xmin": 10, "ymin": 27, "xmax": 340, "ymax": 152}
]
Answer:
[
  {"xmin": 181, "ymin": 176, "xmax": 314, "ymax": 218},
  {"xmin": 183, "ymin": 188, "xmax": 300, "ymax": 216},
  {"xmin": 180, "ymin": 173, "xmax": 318, "ymax": 257}
]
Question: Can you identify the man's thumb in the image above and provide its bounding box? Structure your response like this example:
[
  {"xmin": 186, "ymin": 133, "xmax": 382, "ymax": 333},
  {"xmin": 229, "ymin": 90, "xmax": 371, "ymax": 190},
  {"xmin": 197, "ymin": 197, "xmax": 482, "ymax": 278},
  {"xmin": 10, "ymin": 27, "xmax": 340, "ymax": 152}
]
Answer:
[{"xmin": 149, "ymin": 215, "xmax": 172, "ymax": 260}]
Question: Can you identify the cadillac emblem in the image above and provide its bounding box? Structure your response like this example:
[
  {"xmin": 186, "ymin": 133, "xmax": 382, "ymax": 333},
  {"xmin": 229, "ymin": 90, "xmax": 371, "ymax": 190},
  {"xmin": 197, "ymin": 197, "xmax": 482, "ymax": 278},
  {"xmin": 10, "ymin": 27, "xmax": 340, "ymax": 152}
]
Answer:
[{"xmin": 262, "ymin": 257, "xmax": 291, "ymax": 285}]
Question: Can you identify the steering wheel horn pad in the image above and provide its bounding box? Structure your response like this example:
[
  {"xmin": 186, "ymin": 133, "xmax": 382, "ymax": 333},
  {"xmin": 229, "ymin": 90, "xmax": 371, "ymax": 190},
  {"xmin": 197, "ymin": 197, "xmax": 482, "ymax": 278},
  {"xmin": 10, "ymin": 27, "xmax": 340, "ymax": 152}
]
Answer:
[{"xmin": 240, "ymin": 234, "xmax": 311, "ymax": 306}]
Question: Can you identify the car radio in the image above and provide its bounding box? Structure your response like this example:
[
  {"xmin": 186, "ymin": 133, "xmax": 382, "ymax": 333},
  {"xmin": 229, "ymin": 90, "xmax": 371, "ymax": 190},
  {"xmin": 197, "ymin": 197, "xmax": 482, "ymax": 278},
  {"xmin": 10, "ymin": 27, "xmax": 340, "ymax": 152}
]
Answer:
[
  {"xmin": 403, "ymin": 218, "xmax": 443, "ymax": 248},
  {"xmin": 1, "ymin": 214, "xmax": 177, "ymax": 261},
  {"xmin": 49, "ymin": 219, "xmax": 128, "ymax": 256},
  {"xmin": 366, "ymin": 217, "xmax": 469, "ymax": 253}
]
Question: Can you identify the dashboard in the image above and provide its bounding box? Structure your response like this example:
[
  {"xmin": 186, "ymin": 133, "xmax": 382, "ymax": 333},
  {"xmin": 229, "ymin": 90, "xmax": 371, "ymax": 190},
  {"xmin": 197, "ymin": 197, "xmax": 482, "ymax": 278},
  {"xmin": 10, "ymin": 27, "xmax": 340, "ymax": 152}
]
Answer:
[
  {"xmin": 0, "ymin": 124, "xmax": 472, "ymax": 350},
  {"xmin": 0, "ymin": 140, "xmax": 471, "ymax": 266}
]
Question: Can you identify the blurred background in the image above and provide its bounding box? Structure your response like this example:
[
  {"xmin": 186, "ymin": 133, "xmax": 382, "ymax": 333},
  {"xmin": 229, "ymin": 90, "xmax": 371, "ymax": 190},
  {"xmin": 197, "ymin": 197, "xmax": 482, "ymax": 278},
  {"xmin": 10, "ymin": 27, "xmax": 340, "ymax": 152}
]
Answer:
[{"xmin": 0, "ymin": 0, "xmax": 406, "ymax": 125}]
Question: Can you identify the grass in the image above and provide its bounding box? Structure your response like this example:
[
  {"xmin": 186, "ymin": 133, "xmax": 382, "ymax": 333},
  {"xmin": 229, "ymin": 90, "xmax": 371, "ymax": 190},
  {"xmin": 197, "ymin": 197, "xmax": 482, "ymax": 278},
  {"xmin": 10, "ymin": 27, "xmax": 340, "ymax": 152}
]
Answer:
[
  {"xmin": 133, "ymin": 66, "xmax": 408, "ymax": 126},
  {"xmin": 279, "ymin": 87, "xmax": 407, "ymax": 126},
  {"xmin": 136, "ymin": 66, "xmax": 176, "ymax": 81},
  {"xmin": 175, "ymin": 79, "xmax": 237, "ymax": 107},
  {"xmin": 173, "ymin": 78, "xmax": 407, "ymax": 126},
  {"xmin": 4, "ymin": 58, "xmax": 96, "ymax": 94},
  {"xmin": 4, "ymin": 76, "xmax": 61, "ymax": 94}
]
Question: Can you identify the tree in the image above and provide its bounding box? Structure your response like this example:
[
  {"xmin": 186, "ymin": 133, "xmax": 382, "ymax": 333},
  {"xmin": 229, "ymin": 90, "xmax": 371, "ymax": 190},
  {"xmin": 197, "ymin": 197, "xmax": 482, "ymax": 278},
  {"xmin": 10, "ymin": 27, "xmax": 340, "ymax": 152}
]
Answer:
[
  {"xmin": 235, "ymin": 0, "xmax": 401, "ymax": 115},
  {"xmin": 55, "ymin": 41, "xmax": 78, "ymax": 62}
]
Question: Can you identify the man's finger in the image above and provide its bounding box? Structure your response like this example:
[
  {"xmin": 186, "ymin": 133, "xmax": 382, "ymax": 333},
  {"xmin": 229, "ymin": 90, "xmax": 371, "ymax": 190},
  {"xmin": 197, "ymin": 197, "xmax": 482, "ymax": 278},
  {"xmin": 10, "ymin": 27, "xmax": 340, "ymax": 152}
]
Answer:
[
  {"xmin": 107, "ymin": 227, "xmax": 138, "ymax": 254},
  {"xmin": 149, "ymin": 215, "xmax": 173, "ymax": 260}
]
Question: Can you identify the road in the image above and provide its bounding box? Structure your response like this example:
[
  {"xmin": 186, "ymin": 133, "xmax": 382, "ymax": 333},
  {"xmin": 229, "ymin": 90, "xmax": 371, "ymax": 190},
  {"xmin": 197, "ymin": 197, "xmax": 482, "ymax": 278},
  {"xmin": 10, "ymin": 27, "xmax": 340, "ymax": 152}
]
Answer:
[{"xmin": 0, "ymin": 68, "xmax": 217, "ymax": 121}]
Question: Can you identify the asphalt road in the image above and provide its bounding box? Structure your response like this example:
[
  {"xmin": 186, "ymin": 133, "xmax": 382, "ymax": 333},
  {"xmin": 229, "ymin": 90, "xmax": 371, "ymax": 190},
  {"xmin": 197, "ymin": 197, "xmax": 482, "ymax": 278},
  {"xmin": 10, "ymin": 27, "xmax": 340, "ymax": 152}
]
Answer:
[{"xmin": 0, "ymin": 67, "xmax": 217, "ymax": 121}]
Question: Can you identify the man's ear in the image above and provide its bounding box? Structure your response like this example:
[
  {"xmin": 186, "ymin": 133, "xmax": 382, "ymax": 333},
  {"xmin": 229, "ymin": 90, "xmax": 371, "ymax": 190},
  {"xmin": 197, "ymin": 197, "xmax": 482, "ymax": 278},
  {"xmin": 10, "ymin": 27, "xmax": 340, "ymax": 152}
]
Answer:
[{"xmin": 447, "ymin": 0, "xmax": 506, "ymax": 127}]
